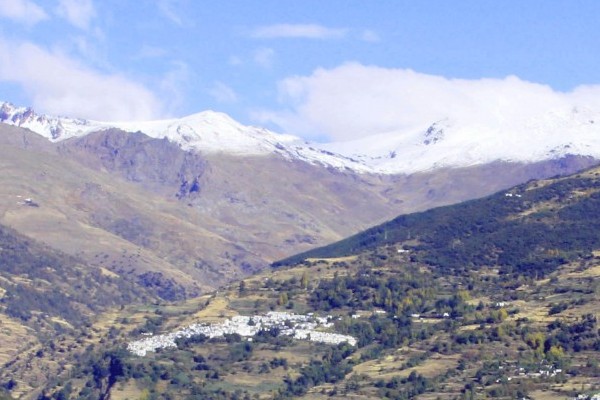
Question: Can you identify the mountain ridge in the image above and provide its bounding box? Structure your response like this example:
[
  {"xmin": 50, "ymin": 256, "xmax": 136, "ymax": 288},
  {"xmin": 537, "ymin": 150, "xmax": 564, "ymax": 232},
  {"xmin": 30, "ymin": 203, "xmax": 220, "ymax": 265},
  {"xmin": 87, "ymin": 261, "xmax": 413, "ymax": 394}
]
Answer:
[
  {"xmin": 0, "ymin": 101, "xmax": 371, "ymax": 173},
  {"xmin": 3, "ymin": 101, "xmax": 600, "ymax": 174}
]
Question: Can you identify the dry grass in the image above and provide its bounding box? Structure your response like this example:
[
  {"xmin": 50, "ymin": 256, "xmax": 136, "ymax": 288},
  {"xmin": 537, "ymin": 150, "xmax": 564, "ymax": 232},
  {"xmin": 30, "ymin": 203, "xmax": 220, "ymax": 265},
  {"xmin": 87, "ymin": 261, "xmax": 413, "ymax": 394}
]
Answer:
[
  {"xmin": 515, "ymin": 186, "xmax": 600, "ymax": 218},
  {"xmin": 108, "ymin": 379, "xmax": 145, "ymax": 400},
  {"xmin": 191, "ymin": 296, "xmax": 234, "ymax": 321},
  {"xmin": 253, "ymin": 342, "xmax": 318, "ymax": 365},
  {"xmin": 351, "ymin": 349, "xmax": 413, "ymax": 378},
  {"xmin": 565, "ymin": 264, "xmax": 600, "ymax": 278},
  {"xmin": 0, "ymin": 317, "xmax": 37, "ymax": 365},
  {"xmin": 505, "ymin": 297, "xmax": 560, "ymax": 323},
  {"xmin": 99, "ymin": 266, "xmax": 120, "ymax": 278},
  {"xmin": 403, "ymin": 354, "xmax": 461, "ymax": 378},
  {"xmin": 529, "ymin": 389, "xmax": 576, "ymax": 400},
  {"xmin": 306, "ymin": 256, "xmax": 358, "ymax": 264}
]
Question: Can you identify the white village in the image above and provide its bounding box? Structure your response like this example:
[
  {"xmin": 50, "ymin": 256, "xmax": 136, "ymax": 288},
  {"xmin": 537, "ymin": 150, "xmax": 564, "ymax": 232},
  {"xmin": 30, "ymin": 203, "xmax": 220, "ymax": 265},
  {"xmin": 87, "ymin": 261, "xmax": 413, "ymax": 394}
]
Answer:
[{"xmin": 128, "ymin": 311, "xmax": 357, "ymax": 357}]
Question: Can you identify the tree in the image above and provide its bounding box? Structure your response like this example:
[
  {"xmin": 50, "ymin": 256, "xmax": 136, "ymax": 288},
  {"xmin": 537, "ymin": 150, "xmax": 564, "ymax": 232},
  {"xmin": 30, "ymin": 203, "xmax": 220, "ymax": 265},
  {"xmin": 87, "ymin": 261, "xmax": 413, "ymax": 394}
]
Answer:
[
  {"xmin": 277, "ymin": 292, "xmax": 289, "ymax": 306},
  {"xmin": 301, "ymin": 272, "xmax": 309, "ymax": 289},
  {"xmin": 525, "ymin": 332, "xmax": 545, "ymax": 357},
  {"xmin": 546, "ymin": 345, "xmax": 564, "ymax": 361}
]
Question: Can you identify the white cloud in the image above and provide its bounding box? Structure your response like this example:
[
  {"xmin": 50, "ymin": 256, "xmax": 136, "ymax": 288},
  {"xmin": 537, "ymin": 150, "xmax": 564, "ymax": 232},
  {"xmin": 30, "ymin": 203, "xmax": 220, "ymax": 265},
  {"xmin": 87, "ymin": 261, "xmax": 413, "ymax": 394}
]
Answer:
[
  {"xmin": 208, "ymin": 81, "xmax": 238, "ymax": 104},
  {"xmin": 254, "ymin": 47, "xmax": 274, "ymax": 68},
  {"xmin": 0, "ymin": 0, "xmax": 48, "ymax": 25},
  {"xmin": 251, "ymin": 24, "xmax": 347, "ymax": 39},
  {"xmin": 259, "ymin": 63, "xmax": 600, "ymax": 141},
  {"xmin": 56, "ymin": 0, "xmax": 96, "ymax": 30},
  {"xmin": 0, "ymin": 38, "xmax": 162, "ymax": 121}
]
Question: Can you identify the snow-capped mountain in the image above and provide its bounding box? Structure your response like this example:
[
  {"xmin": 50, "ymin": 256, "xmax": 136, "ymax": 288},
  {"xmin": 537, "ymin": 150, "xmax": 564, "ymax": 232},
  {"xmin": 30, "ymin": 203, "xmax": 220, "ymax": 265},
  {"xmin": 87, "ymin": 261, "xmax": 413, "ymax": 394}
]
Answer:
[
  {"xmin": 0, "ymin": 102, "xmax": 370, "ymax": 173},
  {"xmin": 2, "ymin": 101, "xmax": 600, "ymax": 174},
  {"xmin": 1, "ymin": 99, "xmax": 598, "ymax": 315},
  {"xmin": 321, "ymin": 107, "xmax": 600, "ymax": 174},
  {"xmin": 0, "ymin": 102, "xmax": 98, "ymax": 140}
]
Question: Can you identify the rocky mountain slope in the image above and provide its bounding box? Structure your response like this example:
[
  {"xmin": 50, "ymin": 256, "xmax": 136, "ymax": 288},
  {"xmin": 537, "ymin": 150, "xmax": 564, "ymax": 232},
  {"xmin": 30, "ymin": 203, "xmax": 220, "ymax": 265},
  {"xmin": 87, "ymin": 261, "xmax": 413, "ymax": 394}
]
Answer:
[
  {"xmin": 1, "ymin": 122, "xmax": 595, "ymax": 300},
  {"xmin": 1, "ymin": 100, "xmax": 599, "ymax": 299},
  {"xmin": 5, "ymin": 165, "xmax": 599, "ymax": 399}
]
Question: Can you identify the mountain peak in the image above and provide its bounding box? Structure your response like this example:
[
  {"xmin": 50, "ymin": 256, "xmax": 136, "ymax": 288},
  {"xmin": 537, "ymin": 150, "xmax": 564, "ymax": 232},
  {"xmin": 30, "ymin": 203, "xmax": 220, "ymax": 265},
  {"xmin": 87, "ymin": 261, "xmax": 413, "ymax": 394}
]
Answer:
[
  {"xmin": 2, "ymin": 101, "xmax": 600, "ymax": 175},
  {"xmin": 0, "ymin": 101, "xmax": 94, "ymax": 140},
  {"xmin": 182, "ymin": 109, "xmax": 242, "ymax": 124}
]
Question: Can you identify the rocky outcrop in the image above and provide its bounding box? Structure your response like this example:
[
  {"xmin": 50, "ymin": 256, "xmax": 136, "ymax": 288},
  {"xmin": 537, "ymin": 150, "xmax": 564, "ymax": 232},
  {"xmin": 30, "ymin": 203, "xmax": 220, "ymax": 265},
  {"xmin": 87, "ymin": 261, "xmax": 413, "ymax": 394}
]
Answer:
[{"xmin": 58, "ymin": 129, "xmax": 207, "ymax": 199}]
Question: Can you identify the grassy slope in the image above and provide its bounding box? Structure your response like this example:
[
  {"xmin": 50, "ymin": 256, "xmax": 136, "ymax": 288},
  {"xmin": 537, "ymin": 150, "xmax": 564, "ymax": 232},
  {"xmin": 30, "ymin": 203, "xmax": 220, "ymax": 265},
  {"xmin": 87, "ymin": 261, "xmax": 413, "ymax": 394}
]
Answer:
[
  {"xmin": 10, "ymin": 166, "xmax": 600, "ymax": 400},
  {"xmin": 0, "ymin": 222, "xmax": 161, "ymax": 398},
  {"xmin": 0, "ymin": 126, "xmax": 262, "ymax": 295},
  {"xmin": 24, "ymin": 249, "xmax": 598, "ymax": 399}
]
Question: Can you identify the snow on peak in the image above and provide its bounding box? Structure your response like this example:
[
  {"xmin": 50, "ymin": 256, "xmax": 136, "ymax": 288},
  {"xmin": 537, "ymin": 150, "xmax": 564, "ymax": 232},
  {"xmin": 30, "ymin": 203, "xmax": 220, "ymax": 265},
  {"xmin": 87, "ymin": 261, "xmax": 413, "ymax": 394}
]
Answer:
[
  {"xmin": 320, "ymin": 106, "xmax": 600, "ymax": 174},
  {"xmin": 0, "ymin": 102, "xmax": 371, "ymax": 172},
  {"xmin": 0, "ymin": 101, "xmax": 96, "ymax": 140},
  {"xmin": 110, "ymin": 110, "xmax": 298, "ymax": 155},
  {"xmin": 2, "ymin": 101, "xmax": 600, "ymax": 175}
]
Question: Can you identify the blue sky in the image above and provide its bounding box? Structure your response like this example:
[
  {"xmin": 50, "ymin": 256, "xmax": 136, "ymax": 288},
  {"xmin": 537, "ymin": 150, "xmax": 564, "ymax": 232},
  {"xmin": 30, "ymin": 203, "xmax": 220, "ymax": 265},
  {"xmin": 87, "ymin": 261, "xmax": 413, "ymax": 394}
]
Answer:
[{"xmin": 1, "ymin": 0, "xmax": 600, "ymax": 141}]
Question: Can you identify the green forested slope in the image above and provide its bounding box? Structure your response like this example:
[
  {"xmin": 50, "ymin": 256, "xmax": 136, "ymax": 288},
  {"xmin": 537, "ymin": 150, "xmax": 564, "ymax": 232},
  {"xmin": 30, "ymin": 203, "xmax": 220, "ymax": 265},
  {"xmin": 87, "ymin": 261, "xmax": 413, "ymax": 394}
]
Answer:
[
  {"xmin": 277, "ymin": 167, "xmax": 600, "ymax": 279},
  {"xmin": 0, "ymin": 224, "xmax": 156, "ymax": 328}
]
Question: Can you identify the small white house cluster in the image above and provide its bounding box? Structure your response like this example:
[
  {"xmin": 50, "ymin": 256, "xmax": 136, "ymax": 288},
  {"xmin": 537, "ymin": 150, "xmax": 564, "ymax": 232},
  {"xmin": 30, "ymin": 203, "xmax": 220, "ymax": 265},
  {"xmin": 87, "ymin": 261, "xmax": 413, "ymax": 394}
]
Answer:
[
  {"xmin": 504, "ymin": 192, "xmax": 522, "ymax": 198},
  {"xmin": 503, "ymin": 365, "xmax": 564, "ymax": 381},
  {"xmin": 127, "ymin": 311, "xmax": 357, "ymax": 356},
  {"xmin": 573, "ymin": 394, "xmax": 600, "ymax": 400}
]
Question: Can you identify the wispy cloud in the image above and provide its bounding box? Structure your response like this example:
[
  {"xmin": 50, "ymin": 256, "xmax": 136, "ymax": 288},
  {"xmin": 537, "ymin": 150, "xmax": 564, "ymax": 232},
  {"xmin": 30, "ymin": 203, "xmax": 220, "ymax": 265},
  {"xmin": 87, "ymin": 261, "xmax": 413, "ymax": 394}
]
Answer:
[
  {"xmin": 254, "ymin": 47, "xmax": 275, "ymax": 68},
  {"xmin": 258, "ymin": 63, "xmax": 600, "ymax": 141},
  {"xmin": 157, "ymin": 0, "xmax": 184, "ymax": 26},
  {"xmin": 360, "ymin": 29, "xmax": 380, "ymax": 43},
  {"xmin": 208, "ymin": 81, "xmax": 238, "ymax": 104},
  {"xmin": 56, "ymin": 0, "xmax": 96, "ymax": 31},
  {"xmin": 0, "ymin": 37, "xmax": 162, "ymax": 121},
  {"xmin": 251, "ymin": 24, "xmax": 347, "ymax": 39},
  {"xmin": 0, "ymin": 0, "xmax": 48, "ymax": 26},
  {"xmin": 159, "ymin": 60, "xmax": 190, "ymax": 115}
]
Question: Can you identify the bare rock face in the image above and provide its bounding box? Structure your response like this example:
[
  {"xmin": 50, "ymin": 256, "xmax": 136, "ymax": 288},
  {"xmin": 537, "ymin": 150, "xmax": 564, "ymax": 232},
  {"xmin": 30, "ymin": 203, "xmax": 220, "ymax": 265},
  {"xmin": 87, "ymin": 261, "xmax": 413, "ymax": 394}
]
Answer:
[{"xmin": 58, "ymin": 129, "xmax": 207, "ymax": 199}]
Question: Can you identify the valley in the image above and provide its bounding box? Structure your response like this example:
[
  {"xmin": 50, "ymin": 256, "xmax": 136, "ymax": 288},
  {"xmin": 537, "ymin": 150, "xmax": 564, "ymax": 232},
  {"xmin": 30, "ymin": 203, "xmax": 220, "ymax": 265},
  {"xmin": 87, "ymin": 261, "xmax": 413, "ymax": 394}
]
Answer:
[
  {"xmin": 1, "ymin": 162, "xmax": 599, "ymax": 399},
  {"xmin": 0, "ymin": 105, "xmax": 599, "ymax": 399},
  {"xmin": 2, "ymin": 3, "xmax": 599, "ymax": 400}
]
